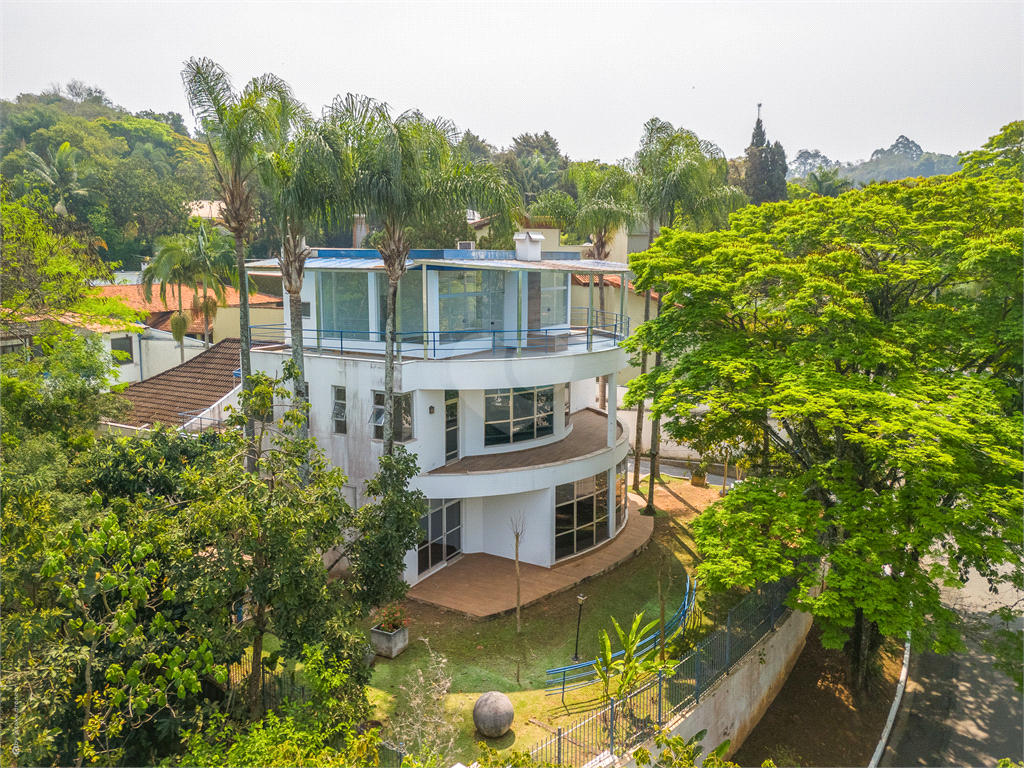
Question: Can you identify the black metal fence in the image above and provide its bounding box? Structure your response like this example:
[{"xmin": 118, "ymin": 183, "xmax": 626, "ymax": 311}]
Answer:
[
  {"xmin": 226, "ymin": 653, "xmax": 310, "ymax": 713},
  {"xmin": 529, "ymin": 580, "xmax": 794, "ymax": 766}
]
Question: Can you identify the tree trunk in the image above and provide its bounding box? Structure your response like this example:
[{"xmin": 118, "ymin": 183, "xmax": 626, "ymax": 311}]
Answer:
[
  {"xmin": 851, "ymin": 610, "xmax": 878, "ymax": 693},
  {"xmin": 203, "ymin": 278, "xmax": 211, "ymax": 348},
  {"xmin": 288, "ymin": 287, "xmax": 307, "ymax": 439},
  {"xmin": 632, "ymin": 289, "xmax": 652, "ymax": 492},
  {"xmin": 515, "ymin": 532, "xmax": 522, "ymax": 634},
  {"xmin": 598, "ymin": 274, "xmax": 607, "ymax": 410},
  {"xmin": 645, "ymin": 295, "xmax": 663, "ymax": 514},
  {"xmin": 383, "ymin": 276, "xmax": 399, "ymax": 456},
  {"xmin": 248, "ymin": 605, "xmax": 266, "ymax": 721},
  {"xmin": 177, "ymin": 281, "xmax": 185, "ymax": 365},
  {"xmin": 235, "ymin": 233, "xmax": 255, "ymax": 473}
]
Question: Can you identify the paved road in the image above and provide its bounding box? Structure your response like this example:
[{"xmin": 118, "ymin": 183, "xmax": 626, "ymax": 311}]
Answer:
[
  {"xmin": 627, "ymin": 458, "xmax": 738, "ymax": 491},
  {"xmin": 882, "ymin": 568, "xmax": 1023, "ymax": 767}
]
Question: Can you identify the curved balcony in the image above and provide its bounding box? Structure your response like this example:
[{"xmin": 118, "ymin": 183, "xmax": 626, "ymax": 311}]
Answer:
[{"xmin": 411, "ymin": 408, "xmax": 628, "ymax": 499}]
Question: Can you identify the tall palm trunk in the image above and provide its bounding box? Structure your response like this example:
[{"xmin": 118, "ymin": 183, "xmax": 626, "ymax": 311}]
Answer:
[
  {"xmin": 383, "ymin": 273, "xmax": 399, "ymax": 456},
  {"xmin": 202, "ymin": 278, "xmax": 211, "ymax": 348},
  {"xmin": 177, "ymin": 281, "xmax": 185, "ymax": 364},
  {"xmin": 287, "ymin": 287, "xmax": 307, "ymax": 443},
  {"xmin": 234, "ymin": 234, "xmax": 255, "ymax": 471},
  {"xmin": 633, "ymin": 222, "xmax": 657, "ymax": 491},
  {"xmin": 644, "ymin": 294, "xmax": 663, "ymax": 514},
  {"xmin": 632, "ymin": 288, "xmax": 652, "ymax": 491}
]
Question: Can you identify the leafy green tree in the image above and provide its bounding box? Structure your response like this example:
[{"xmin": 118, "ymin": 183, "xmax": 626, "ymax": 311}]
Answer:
[
  {"xmin": 740, "ymin": 113, "xmax": 787, "ymax": 204},
  {"xmin": 959, "ymin": 120, "xmax": 1023, "ymax": 180},
  {"xmin": 106, "ymin": 157, "xmax": 191, "ymax": 260},
  {"xmin": 457, "ymin": 129, "xmax": 496, "ymax": 163},
  {"xmin": 25, "ymin": 140, "xmax": 107, "ymax": 216},
  {"xmin": 346, "ymin": 446, "xmax": 427, "ymax": 610},
  {"xmin": 130, "ymin": 141, "xmax": 172, "ymax": 178},
  {"xmin": 626, "ymin": 173, "xmax": 1023, "ymax": 692},
  {"xmin": 182, "ymin": 57, "xmax": 293, "ymax": 463},
  {"xmin": 1, "ymin": 186, "xmax": 136, "ymax": 333},
  {"xmin": 178, "ymin": 370, "xmax": 362, "ymax": 719},
  {"xmin": 634, "ymin": 728, "xmax": 771, "ymax": 768},
  {"xmin": 529, "ymin": 188, "xmax": 577, "ymax": 232},
  {"xmin": 325, "ymin": 95, "xmax": 521, "ymax": 454}
]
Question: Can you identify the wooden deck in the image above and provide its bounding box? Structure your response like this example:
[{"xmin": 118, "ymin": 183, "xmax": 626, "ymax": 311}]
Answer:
[
  {"xmin": 406, "ymin": 494, "xmax": 654, "ymax": 619},
  {"xmin": 429, "ymin": 408, "xmax": 623, "ymax": 475}
]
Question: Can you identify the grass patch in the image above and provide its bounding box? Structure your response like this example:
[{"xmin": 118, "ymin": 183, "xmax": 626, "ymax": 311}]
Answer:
[{"xmin": 369, "ymin": 478, "xmax": 722, "ymax": 763}]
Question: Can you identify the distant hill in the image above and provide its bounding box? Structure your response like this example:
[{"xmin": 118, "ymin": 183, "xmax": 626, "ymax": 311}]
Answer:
[
  {"xmin": 787, "ymin": 136, "xmax": 961, "ymax": 185},
  {"xmin": 839, "ymin": 136, "xmax": 960, "ymax": 183}
]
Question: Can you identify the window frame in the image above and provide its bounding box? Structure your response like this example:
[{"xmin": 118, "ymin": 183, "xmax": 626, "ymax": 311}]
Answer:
[
  {"xmin": 483, "ymin": 385, "xmax": 556, "ymax": 447},
  {"xmin": 110, "ymin": 335, "xmax": 134, "ymax": 365},
  {"xmin": 554, "ymin": 471, "xmax": 612, "ymax": 561},
  {"xmin": 372, "ymin": 390, "xmax": 414, "ymax": 442},
  {"xmin": 332, "ymin": 386, "xmax": 347, "ymax": 434}
]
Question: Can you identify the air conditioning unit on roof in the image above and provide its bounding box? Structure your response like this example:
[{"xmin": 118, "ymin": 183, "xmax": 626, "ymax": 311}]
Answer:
[{"xmin": 457, "ymin": 241, "xmax": 475, "ymax": 250}]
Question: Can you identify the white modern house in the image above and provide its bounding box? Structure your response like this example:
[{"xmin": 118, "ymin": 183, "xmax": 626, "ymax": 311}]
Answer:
[{"xmin": 247, "ymin": 234, "xmax": 632, "ymax": 587}]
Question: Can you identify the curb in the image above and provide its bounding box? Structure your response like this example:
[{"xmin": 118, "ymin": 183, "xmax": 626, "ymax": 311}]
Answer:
[{"xmin": 868, "ymin": 632, "xmax": 912, "ymax": 767}]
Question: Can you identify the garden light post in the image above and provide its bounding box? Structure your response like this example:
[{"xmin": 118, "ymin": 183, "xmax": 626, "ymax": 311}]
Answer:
[{"xmin": 572, "ymin": 593, "xmax": 588, "ymax": 662}]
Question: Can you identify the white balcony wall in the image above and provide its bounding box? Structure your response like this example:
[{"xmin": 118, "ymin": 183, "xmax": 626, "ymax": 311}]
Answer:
[{"xmin": 481, "ymin": 488, "xmax": 555, "ymax": 567}]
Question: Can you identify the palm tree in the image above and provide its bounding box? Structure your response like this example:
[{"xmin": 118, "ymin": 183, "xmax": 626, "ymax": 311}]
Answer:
[
  {"xmin": 26, "ymin": 141, "xmax": 106, "ymax": 216},
  {"xmin": 626, "ymin": 119, "xmax": 745, "ymax": 487},
  {"xmin": 565, "ymin": 161, "xmax": 639, "ymax": 409},
  {"xmin": 189, "ymin": 223, "xmax": 234, "ymax": 348},
  {"xmin": 142, "ymin": 236, "xmax": 202, "ymax": 364},
  {"xmin": 806, "ymin": 167, "xmax": 853, "ymax": 197},
  {"xmin": 255, "ymin": 93, "xmax": 336, "ymax": 431},
  {"xmin": 325, "ymin": 95, "xmax": 520, "ymax": 455},
  {"xmin": 182, "ymin": 57, "xmax": 292, "ymax": 459}
]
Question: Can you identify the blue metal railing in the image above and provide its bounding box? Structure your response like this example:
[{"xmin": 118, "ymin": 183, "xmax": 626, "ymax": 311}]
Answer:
[
  {"xmin": 545, "ymin": 575, "xmax": 699, "ymax": 698},
  {"xmin": 249, "ymin": 307, "xmax": 629, "ymax": 359}
]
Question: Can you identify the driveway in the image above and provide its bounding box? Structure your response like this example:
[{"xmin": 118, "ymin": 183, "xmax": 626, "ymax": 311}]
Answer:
[{"xmin": 882, "ymin": 568, "xmax": 1023, "ymax": 767}]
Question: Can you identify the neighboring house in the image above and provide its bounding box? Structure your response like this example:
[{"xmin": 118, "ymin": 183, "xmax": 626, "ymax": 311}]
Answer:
[
  {"xmin": 103, "ymin": 338, "xmax": 243, "ymax": 434},
  {"xmin": 0, "ymin": 314, "xmax": 202, "ymax": 386},
  {"xmin": 188, "ymin": 200, "xmax": 227, "ymax": 224},
  {"xmin": 94, "ymin": 283, "xmax": 284, "ymax": 350},
  {"xmin": 246, "ymin": 235, "xmax": 632, "ymax": 586}
]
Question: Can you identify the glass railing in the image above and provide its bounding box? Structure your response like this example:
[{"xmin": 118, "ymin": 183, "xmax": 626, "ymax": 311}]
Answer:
[{"xmin": 249, "ymin": 307, "xmax": 629, "ymax": 360}]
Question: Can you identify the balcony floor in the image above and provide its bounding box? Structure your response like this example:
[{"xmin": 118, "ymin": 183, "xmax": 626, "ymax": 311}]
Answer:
[
  {"xmin": 406, "ymin": 493, "xmax": 653, "ymax": 619},
  {"xmin": 429, "ymin": 408, "xmax": 623, "ymax": 475}
]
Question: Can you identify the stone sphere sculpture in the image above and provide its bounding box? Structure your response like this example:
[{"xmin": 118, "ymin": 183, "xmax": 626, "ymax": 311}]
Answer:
[{"xmin": 473, "ymin": 690, "xmax": 514, "ymax": 738}]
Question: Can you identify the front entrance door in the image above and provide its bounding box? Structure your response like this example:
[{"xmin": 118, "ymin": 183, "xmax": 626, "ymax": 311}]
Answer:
[{"xmin": 418, "ymin": 498, "xmax": 462, "ymax": 575}]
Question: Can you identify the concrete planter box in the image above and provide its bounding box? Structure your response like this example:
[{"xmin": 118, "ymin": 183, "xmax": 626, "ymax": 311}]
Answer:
[{"xmin": 371, "ymin": 625, "xmax": 409, "ymax": 658}]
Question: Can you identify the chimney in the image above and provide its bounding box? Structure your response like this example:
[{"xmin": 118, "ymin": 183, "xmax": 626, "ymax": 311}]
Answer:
[{"xmin": 513, "ymin": 231, "xmax": 544, "ymax": 261}]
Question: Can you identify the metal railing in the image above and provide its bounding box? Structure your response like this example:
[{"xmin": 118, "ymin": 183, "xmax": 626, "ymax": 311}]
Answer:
[
  {"xmin": 249, "ymin": 307, "xmax": 628, "ymax": 361},
  {"xmin": 545, "ymin": 576, "xmax": 699, "ymax": 698},
  {"xmin": 528, "ymin": 579, "xmax": 795, "ymax": 767}
]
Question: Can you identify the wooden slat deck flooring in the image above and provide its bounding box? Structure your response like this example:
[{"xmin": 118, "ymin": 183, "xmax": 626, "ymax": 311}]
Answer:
[{"xmin": 406, "ymin": 494, "xmax": 654, "ymax": 619}]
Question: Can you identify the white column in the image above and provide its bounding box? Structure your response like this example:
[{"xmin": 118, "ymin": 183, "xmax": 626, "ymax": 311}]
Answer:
[{"xmin": 607, "ymin": 370, "xmax": 617, "ymax": 447}]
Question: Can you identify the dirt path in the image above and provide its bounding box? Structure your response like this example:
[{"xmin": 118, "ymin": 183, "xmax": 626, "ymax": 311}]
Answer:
[{"xmin": 730, "ymin": 624, "xmax": 901, "ymax": 767}]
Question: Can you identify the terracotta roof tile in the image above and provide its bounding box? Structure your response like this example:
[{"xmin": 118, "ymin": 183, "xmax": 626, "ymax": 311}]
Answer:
[
  {"xmin": 95, "ymin": 284, "xmax": 281, "ymax": 314},
  {"xmin": 116, "ymin": 339, "xmax": 241, "ymax": 428}
]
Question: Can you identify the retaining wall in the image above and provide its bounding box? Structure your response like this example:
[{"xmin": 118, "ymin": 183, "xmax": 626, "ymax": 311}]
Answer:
[{"xmin": 621, "ymin": 608, "xmax": 814, "ymax": 766}]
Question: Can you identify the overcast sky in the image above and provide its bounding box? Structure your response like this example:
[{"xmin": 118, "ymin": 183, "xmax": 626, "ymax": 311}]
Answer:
[{"xmin": 2, "ymin": 1, "xmax": 1021, "ymax": 164}]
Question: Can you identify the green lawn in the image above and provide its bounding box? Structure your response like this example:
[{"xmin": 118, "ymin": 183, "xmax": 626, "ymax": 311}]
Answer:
[{"xmin": 367, "ymin": 477, "xmax": 719, "ymax": 763}]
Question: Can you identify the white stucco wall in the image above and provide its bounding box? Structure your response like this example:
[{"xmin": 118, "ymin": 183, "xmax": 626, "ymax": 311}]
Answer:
[
  {"xmin": 138, "ymin": 330, "xmax": 206, "ymax": 380},
  {"xmin": 480, "ymin": 487, "xmax": 555, "ymax": 566}
]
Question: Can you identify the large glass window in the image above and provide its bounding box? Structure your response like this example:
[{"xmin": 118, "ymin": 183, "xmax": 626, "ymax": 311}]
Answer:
[
  {"xmin": 540, "ymin": 271, "xmax": 569, "ymax": 327},
  {"xmin": 484, "ymin": 386, "xmax": 555, "ymax": 446},
  {"xmin": 376, "ymin": 270, "xmax": 424, "ymax": 338},
  {"xmin": 319, "ymin": 271, "xmax": 370, "ymax": 340},
  {"xmin": 614, "ymin": 459, "xmax": 628, "ymax": 533},
  {"xmin": 439, "ymin": 270, "xmax": 505, "ymax": 342},
  {"xmin": 372, "ymin": 391, "xmax": 413, "ymax": 442},
  {"xmin": 555, "ymin": 472, "xmax": 611, "ymax": 560},
  {"xmin": 419, "ymin": 498, "xmax": 462, "ymax": 574}
]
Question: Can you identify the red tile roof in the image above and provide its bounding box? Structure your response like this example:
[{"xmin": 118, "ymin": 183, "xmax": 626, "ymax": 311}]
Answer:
[
  {"xmin": 570, "ymin": 273, "xmax": 660, "ymax": 300},
  {"xmin": 95, "ymin": 284, "xmax": 281, "ymax": 313},
  {"xmin": 115, "ymin": 339, "xmax": 242, "ymax": 428}
]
